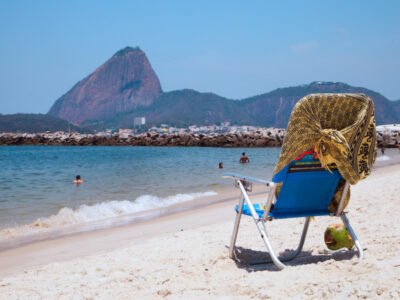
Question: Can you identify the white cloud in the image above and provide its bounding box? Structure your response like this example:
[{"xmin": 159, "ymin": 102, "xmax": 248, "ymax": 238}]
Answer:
[{"xmin": 290, "ymin": 41, "xmax": 319, "ymax": 54}]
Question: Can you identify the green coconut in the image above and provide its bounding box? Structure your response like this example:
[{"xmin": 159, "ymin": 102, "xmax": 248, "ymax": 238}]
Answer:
[{"xmin": 324, "ymin": 224, "xmax": 354, "ymax": 250}]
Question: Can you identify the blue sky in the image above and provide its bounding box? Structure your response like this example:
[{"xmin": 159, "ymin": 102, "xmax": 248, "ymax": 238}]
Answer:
[{"xmin": 1, "ymin": 0, "xmax": 399, "ymax": 114}]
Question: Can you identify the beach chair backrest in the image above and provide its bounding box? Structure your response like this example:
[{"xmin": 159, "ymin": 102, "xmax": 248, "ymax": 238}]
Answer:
[{"xmin": 271, "ymin": 154, "xmax": 342, "ymax": 218}]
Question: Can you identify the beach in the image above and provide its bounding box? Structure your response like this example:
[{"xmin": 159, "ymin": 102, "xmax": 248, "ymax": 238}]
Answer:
[
  {"xmin": 0, "ymin": 155, "xmax": 399, "ymax": 299},
  {"xmin": 2, "ymin": 1, "xmax": 400, "ymax": 299}
]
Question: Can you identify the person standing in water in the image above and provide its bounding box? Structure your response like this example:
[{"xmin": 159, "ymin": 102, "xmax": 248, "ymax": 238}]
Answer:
[
  {"xmin": 73, "ymin": 175, "xmax": 84, "ymax": 185},
  {"xmin": 239, "ymin": 152, "xmax": 250, "ymax": 164}
]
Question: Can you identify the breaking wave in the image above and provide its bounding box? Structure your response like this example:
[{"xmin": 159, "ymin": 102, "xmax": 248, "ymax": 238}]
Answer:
[
  {"xmin": 0, "ymin": 191, "xmax": 217, "ymax": 249},
  {"xmin": 376, "ymin": 155, "xmax": 390, "ymax": 161}
]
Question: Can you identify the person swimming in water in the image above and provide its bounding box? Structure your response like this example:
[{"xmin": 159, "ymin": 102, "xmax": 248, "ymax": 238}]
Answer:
[
  {"xmin": 239, "ymin": 152, "xmax": 250, "ymax": 164},
  {"xmin": 73, "ymin": 175, "xmax": 84, "ymax": 185}
]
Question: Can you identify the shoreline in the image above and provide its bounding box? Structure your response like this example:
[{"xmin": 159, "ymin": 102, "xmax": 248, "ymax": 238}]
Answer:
[
  {"xmin": 0, "ymin": 187, "xmax": 252, "ymax": 278},
  {"xmin": 0, "ymin": 154, "xmax": 399, "ymax": 278},
  {"xmin": 0, "ymin": 158, "xmax": 399, "ymax": 298},
  {"xmin": 0, "ymin": 186, "xmax": 270, "ymax": 252},
  {"xmin": 2, "ymin": 151, "xmax": 396, "ymax": 254}
]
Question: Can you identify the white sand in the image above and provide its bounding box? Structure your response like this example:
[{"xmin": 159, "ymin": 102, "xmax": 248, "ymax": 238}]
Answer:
[{"xmin": 0, "ymin": 164, "xmax": 399, "ymax": 299}]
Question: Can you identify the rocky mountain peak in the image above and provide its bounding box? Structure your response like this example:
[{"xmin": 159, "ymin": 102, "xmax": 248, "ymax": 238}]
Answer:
[
  {"xmin": 48, "ymin": 46, "xmax": 162, "ymax": 125},
  {"xmin": 113, "ymin": 46, "xmax": 143, "ymax": 57}
]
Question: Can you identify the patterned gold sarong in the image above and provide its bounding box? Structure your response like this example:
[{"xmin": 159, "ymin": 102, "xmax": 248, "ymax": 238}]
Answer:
[{"xmin": 273, "ymin": 94, "xmax": 377, "ymax": 212}]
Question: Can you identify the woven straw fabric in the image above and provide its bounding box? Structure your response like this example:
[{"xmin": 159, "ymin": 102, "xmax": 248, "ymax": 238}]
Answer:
[{"xmin": 273, "ymin": 93, "xmax": 377, "ymax": 212}]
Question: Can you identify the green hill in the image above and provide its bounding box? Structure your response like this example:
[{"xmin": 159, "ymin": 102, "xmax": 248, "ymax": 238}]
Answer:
[
  {"xmin": 0, "ymin": 114, "xmax": 86, "ymax": 133},
  {"xmin": 82, "ymin": 82, "xmax": 400, "ymax": 130}
]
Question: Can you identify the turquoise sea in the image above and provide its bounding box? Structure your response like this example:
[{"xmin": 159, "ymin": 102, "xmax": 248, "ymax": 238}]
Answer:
[
  {"xmin": 0, "ymin": 146, "xmax": 281, "ymax": 247},
  {"xmin": 0, "ymin": 145, "xmax": 396, "ymax": 249}
]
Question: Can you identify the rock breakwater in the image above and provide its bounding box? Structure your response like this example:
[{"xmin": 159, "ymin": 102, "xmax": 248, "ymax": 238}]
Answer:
[
  {"xmin": 2, "ymin": 124, "xmax": 398, "ymax": 147},
  {"xmin": 0, "ymin": 129, "xmax": 286, "ymax": 147}
]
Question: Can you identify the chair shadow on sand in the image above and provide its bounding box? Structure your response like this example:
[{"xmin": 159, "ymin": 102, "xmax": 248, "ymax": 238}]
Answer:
[{"xmin": 232, "ymin": 246, "xmax": 359, "ymax": 272}]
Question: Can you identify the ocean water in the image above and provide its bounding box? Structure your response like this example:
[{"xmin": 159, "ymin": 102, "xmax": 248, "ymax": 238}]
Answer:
[{"xmin": 0, "ymin": 146, "xmax": 280, "ymax": 247}]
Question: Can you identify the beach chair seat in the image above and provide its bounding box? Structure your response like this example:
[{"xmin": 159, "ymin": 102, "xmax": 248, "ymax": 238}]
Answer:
[
  {"xmin": 223, "ymin": 93, "xmax": 377, "ymax": 270},
  {"xmin": 236, "ymin": 156, "xmax": 342, "ymax": 219}
]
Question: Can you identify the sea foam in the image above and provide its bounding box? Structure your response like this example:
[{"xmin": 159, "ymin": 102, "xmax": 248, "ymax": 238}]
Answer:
[
  {"xmin": 376, "ymin": 155, "xmax": 390, "ymax": 161},
  {"xmin": 0, "ymin": 191, "xmax": 217, "ymax": 249},
  {"xmin": 38, "ymin": 191, "xmax": 217, "ymax": 225}
]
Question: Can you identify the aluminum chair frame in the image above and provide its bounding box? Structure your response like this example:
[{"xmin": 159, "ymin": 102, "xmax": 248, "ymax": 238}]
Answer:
[{"xmin": 223, "ymin": 172, "xmax": 364, "ymax": 270}]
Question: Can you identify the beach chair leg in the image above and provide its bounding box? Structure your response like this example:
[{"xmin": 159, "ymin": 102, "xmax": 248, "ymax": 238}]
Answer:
[
  {"xmin": 258, "ymin": 222, "xmax": 286, "ymax": 270},
  {"xmin": 233, "ymin": 180, "xmax": 286, "ymax": 269},
  {"xmin": 280, "ymin": 216, "xmax": 311, "ymax": 262},
  {"xmin": 341, "ymin": 213, "xmax": 364, "ymax": 261},
  {"xmin": 244, "ymin": 217, "xmax": 310, "ymax": 268},
  {"xmin": 229, "ymin": 196, "xmax": 245, "ymax": 259},
  {"xmin": 258, "ymin": 216, "xmax": 310, "ymax": 266}
]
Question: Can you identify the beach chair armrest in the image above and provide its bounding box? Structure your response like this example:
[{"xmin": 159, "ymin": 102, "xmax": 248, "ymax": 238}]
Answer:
[{"xmin": 222, "ymin": 172, "xmax": 275, "ymax": 187}]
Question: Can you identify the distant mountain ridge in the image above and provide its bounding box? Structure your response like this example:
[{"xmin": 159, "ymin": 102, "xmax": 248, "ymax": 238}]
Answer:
[
  {"xmin": 45, "ymin": 47, "xmax": 400, "ymax": 130},
  {"xmin": 392, "ymin": 100, "xmax": 400, "ymax": 117},
  {"xmin": 82, "ymin": 82, "xmax": 400, "ymax": 130},
  {"xmin": 239, "ymin": 81, "xmax": 399, "ymax": 127}
]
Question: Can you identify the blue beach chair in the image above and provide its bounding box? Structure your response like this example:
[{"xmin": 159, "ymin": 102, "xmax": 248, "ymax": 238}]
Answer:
[{"xmin": 223, "ymin": 153, "xmax": 364, "ymax": 270}]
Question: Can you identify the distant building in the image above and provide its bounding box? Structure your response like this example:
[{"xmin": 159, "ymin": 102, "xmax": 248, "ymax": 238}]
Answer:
[
  {"xmin": 134, "ymin": 117, "xmax": 146, "ymax": 126},
  {"xmin": 377, "ymin": 124, "xmax": 400, "ymax": 145}
]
